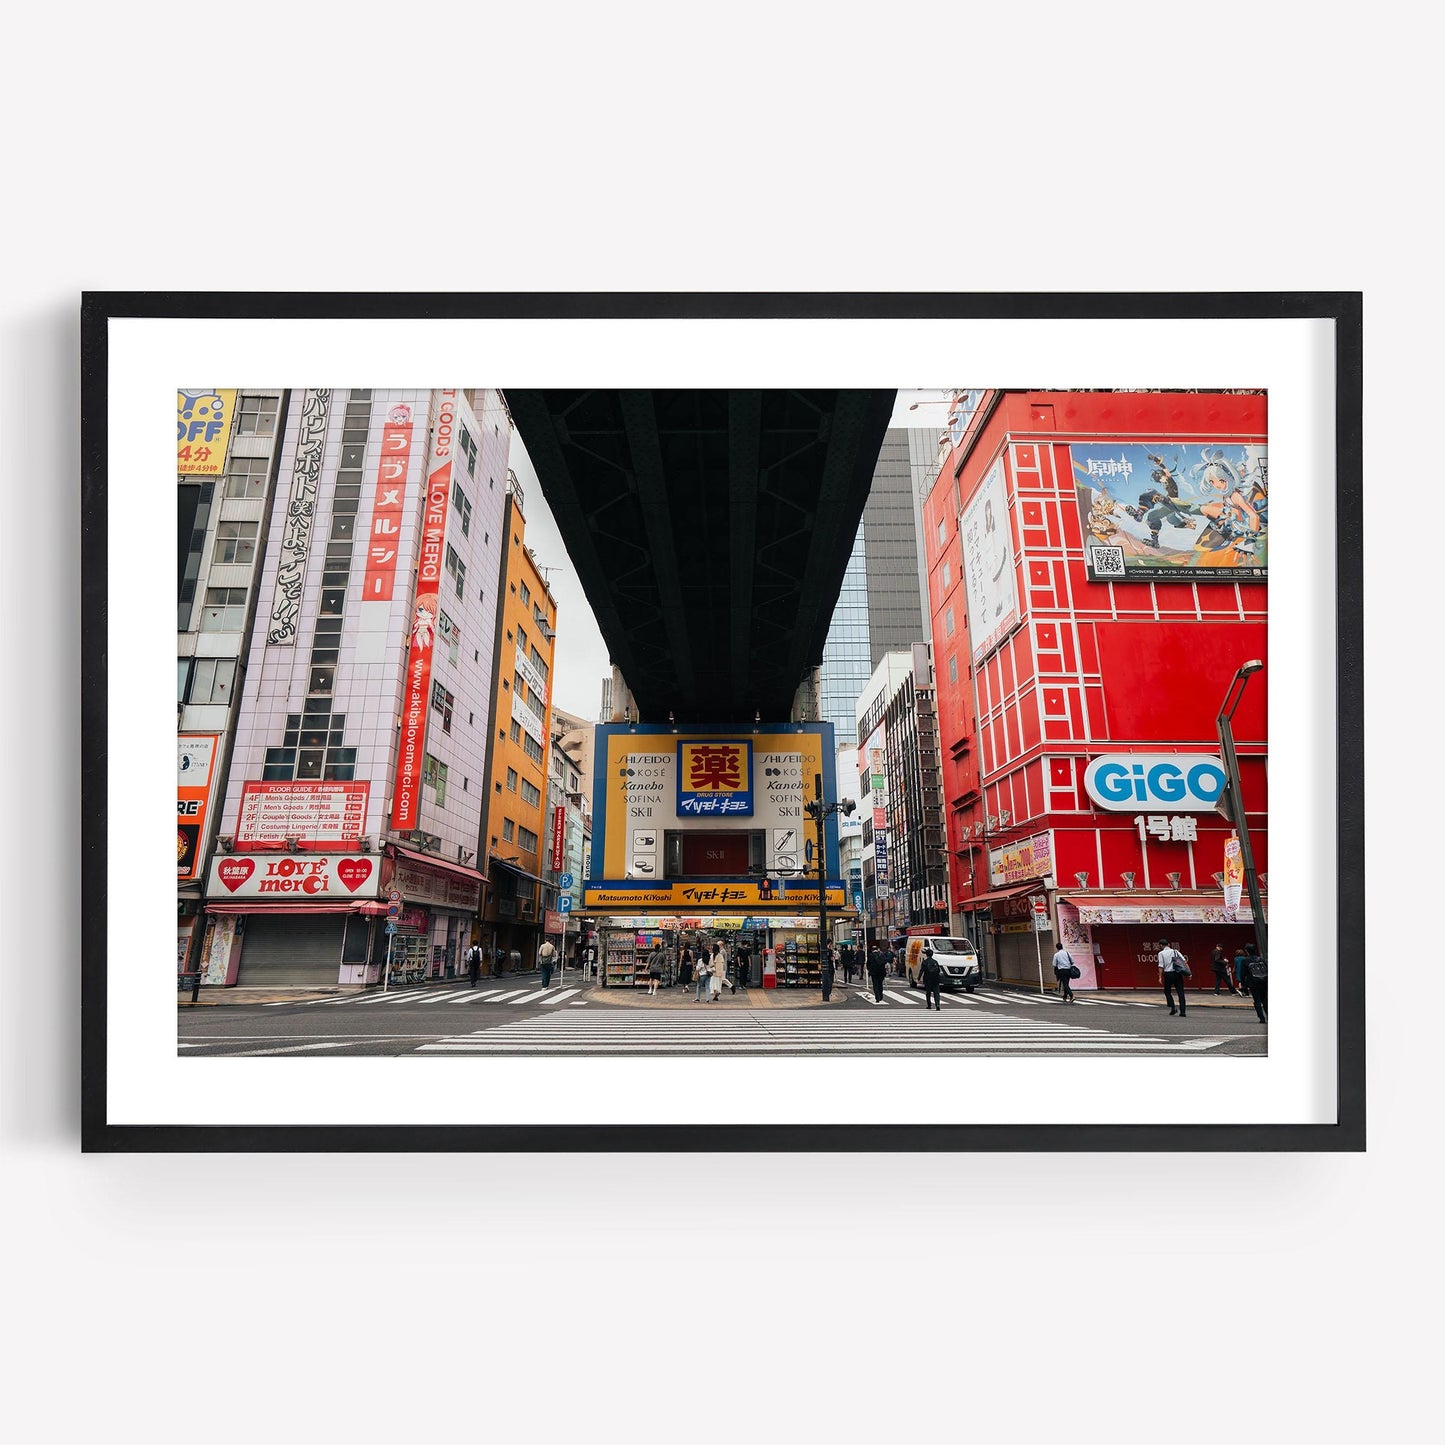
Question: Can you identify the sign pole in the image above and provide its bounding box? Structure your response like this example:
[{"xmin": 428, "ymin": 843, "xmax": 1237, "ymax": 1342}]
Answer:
[
  {"xmin": 383, "ymin": 930, "xmax": 394, "ymax": 993},
  {"xmin": 1031, "ymin": 894, "xmax": 1048, "ymax": 994}
]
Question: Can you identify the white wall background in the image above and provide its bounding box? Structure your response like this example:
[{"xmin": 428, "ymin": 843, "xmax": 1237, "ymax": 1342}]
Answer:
[{"xmin": 0, "ymin": 4, "xmax": 1428, "ymax": 1442}]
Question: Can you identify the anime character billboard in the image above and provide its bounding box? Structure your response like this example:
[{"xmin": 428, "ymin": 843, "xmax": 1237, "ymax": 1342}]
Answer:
[{"xmin": 1071, "ymin": 441, "xmax": 1267, "ymax": 582}]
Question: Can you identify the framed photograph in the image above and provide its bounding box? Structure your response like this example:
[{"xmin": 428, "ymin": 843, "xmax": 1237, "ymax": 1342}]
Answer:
[{"xmin": 80, "ymin": 292, "xmax": 1363, "ymax": 1151}]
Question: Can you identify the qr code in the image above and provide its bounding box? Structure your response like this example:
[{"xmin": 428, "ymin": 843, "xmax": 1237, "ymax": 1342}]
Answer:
[{"xmin": 1090, "ymin": 545, "xmax": 1126, "ymax": 577}]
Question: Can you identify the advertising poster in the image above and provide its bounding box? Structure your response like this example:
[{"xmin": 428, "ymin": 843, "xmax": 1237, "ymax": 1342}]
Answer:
[
  {"xmin": 677, "ymin": 740, "xmax": 754, "ymax": 816},
  {"xmin": 960, "ymin": 458, "xmax": 1020, "ymax": 660},
  {"xmin": 989, "ymin": 831, "xmax": 1054, "ymax": 887},
  {"xmin": 177, "ymin": 389, "xmax": 237, "ymax": 475},
  {"xmin": 177, "ymin": 734, "xmax": 219, "ymax": 881},
  {"xmin": 1223, "ymin": 833, "xmax": 1244, "ymax": 916},
  {"xmin": 393, "ymin": 390, "xmax": 458, "ymax": 830},
  {"xmin": 1071, "ymin": 441, "xmax": 1268, "ymax": 582}
]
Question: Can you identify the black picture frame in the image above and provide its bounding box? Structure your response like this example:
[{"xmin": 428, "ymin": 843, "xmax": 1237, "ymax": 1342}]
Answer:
[{"xmin": 80, "ymin": 291, "xmax": 1364, "ymax": 1152}]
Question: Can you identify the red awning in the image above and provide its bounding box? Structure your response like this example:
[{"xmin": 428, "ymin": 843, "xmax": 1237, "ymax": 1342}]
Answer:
[
  {"xmin": 206, "ymin": 901, "xmax": 368, "ymax": 915},
  {"xmin": 358, "ymin": 901, "xmax": 390, "ymax": 917},
  {"xmin": 390, "ymin": 843, "xmax": 487, "ymax": 884},
  {"xmin": 958, "ymin": 882, "xmax": 1045, "ymax": 909}
]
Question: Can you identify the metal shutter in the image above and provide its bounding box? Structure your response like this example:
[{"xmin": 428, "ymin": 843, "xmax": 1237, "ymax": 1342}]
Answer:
[{"xmin": 237, "ymin": 914, "xmax": 347, "ymax": 986}]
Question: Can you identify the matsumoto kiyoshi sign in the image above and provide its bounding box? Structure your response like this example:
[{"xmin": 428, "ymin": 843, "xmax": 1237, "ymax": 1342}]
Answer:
[
  {"xmin": 1084, "ymin": 754, "xmax": 1227, "ymax": 813},
  {"xmin": 677, "ymin": 740, "xmax": 754, "ymax": 816}
]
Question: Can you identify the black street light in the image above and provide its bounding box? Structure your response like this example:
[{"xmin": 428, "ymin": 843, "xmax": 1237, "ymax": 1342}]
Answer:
[
  {"xmin": 804, "ymin": 773, "xmax": 856, "ymax": 992},
  {"xmin": 1216, "ymin": 660, "xmax": 1267, "ymax": 965}
]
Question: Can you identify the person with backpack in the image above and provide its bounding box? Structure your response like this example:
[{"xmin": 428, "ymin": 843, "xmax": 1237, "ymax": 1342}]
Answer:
[
  {"xmin": 821, "ymin": 943, "xmax": 836, "ymax": 1001},
  {"xmin": 1051, "ymin": 943, "xmax": 1077, "ymax": 1003},
  {"xmin": 1157, "ymin": 938, "xmax": 1190, "ymax": 1017},
  {"xmin": 466, "ymin": 940, "xmax": 483, "ymax": 988},
  {"xmin": 1240, "ymin": 943, "xmax": 1267, "ymax": 1023},
  {"xmin": 538, "ymin": 937, "xmax": 558, "ymax": 989},
  {"xmin": 920, "ymin": 945, "xmax": 943, "ymax": 1010}
]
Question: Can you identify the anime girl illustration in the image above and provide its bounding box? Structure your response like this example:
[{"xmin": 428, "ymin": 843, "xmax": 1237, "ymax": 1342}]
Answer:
[
  {"xmin": 409, "ymin": 592, "xmax": 439, "ymax": 650},
  {"xmin": 1190, "ymin": 447, "xmax": 1264, "ymax": 563}
]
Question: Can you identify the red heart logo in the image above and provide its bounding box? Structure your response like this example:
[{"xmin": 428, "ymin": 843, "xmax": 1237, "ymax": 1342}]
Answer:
[
  {"xmin": 336, "ymin": 858, "xmax": 373, "ymax": 892},
  {"xmin": 218, "ymin": 858, "xmax": 255, "ymax": 892}
]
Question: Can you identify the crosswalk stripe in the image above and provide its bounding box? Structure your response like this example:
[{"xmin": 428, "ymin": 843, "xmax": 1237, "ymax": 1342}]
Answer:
[
  {"xmin": 540, "ymin": 988, "xmax": 581, "ymax": 1005},
  {"xmin": 413, "ymin": 989, "xmax": 477, "ymax": 1003},
  {"xmin": 882, "ymin": 991, "xmax": 922, "ymax": 1006},
  {"xmin": 477, "ymin": 989, "xmax": 533, "ymax": 1004}
]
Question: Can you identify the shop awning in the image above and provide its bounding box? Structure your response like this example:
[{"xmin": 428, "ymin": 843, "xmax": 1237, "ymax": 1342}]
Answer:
[
  {"xmin": 958, "ymin": 882, "xmax": 1044, "ymax": 909},
  {"xmin": 358, "ymin": 901, "xmax": 390, "ymax": 917},
  {"xmin": 205, "ymin": 900, "xmax": 369, "ymax": 915},
  {"xmin": 487, "ymin": 855, "xmax": 550, "ymax": 885},
  {"xmin": 390, "ymin": 843, "xmax": 487, "ymax": 884}
]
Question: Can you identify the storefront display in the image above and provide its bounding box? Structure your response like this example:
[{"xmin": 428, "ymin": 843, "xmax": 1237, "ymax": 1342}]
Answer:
[{"xmin": 771, "ymin": 927, "xmax": 820, "ymax": 987}]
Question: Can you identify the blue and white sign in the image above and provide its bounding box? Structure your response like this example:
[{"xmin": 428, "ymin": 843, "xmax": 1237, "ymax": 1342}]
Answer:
[
  {"xmin": 1083, "ymin": 753, "xmax": 1227, "ymax": 813},
  {"xmin": 559, "ymin": 873, "xmax": 574, "ymax": 890},
  {"xmin": 559, "ymin": 896, "xmax": 572, "ymax": 914}
]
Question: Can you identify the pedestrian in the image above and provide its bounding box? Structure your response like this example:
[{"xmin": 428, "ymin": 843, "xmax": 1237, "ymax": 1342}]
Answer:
[
  {"xmin": 1157, "ymin": 938, "xmax": 1190, "ymax": 1017},
  {"xmin": 1210, "ymin": 943, "xmax": 1235, "ymax": 995},
  {"xmin": 645, "ymin": 942, "xmax": 664, "ymax": 996},
  {"xmin": 821, "ymin": 944, "xmax": 836, "ymax": 1001},
  {"xmin": 466, "ymin": 940, "xmax": 482, "ymax": 988},
  {"xmin": 538, "ymin": 937, "xmax": 557, "ymax": 989},
  {"xmin": 921, "ymin": 944, "xmax": 942, "ymax": 1010},
  {"xmin": 1051, "ymin": 942, "xmax": 1076, "ymax": 1003},
  {"xmin": 866, "ymin": 942, "xmax": 888, "ymax": 1004},
  {"xmin": 708, "ymin": 942, "xmax": 726, "ymax": 1002},
  {"xmin": 840, "ymin": 944, "xmax": 853, "ymax": 984},
  {"xmin": 679, "ymin": 945, "xmax": 694, "ymax": 988},
  {"xmin": 734, "ymin": 944, "xmax": 748, "ymax": 991},
  {"xmin": 694, "ymin": 940, "xmax": 711, "ymax": 1002},
  {"xmin": 1232, "ymin": 943, "xmax": 1249, "ymax": 998},
  {"xmin": 1240, "ymin": 943, "xmax": 1267, "ymax": 1023}
]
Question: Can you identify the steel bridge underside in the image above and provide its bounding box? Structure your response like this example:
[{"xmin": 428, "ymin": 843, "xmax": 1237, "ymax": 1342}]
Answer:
[{"xmin": 506, "ymin": 389, "xmax": 895, "ymax": 726}]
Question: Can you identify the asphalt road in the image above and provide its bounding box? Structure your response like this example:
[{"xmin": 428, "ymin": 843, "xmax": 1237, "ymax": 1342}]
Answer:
[{"xmin": 178, "ymin": 978, "xmax": 1267, "ymax": 1057}]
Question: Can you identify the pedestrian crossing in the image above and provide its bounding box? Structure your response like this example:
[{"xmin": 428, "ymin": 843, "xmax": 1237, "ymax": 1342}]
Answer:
[
  {"xmin": 848, "ymin": 987, "xmax": 1170, "ymax": 1012},
  {"xmin": 263, "ymin": 984, "xmax": 587, "ymax": 1010},
  {"xmin": 415, "ymin": 1007, "xmax": 1235, "ymax": 1055}
]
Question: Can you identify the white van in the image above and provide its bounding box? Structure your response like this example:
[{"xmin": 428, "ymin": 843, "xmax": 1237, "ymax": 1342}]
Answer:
[{"xmin": 905, "ymin": 935, "xmax": 982, "ymax": 993}]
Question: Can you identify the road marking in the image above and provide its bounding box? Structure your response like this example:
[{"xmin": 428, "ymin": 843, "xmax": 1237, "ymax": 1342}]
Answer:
[
  {"xmin": 882, "ymin": 991, "xmax": 922, "ymax": 1006},
  {"xmin": 477, "ymin": 989, "xmax": 533, "ymax": 1004},
  {"xmin": 415, "ymin": 989, "xmax": 479, "ymax": 1004},
  {"xmin": 540, "ymin": 988, "xmax": 582, "ymax": 1006},
  {"xmin": 209, "ymin": 1041, "xmax": 370, "ymax": 1057}
]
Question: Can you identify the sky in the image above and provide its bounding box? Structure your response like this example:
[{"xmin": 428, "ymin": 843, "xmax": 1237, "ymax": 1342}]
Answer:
[{"xmin": 516, "ymin": 389, "xmax": 957, "ymax": 723}]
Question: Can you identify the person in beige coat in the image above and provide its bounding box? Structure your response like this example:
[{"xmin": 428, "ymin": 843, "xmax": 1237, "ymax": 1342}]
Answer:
[{"xmin": 708, "ymin": 942, "xmax": 727, "ymax": 1002}]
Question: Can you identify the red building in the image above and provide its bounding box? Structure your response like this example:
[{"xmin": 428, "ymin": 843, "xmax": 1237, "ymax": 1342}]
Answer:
[{"xmin": 923, "ymin": 391, "xmax": 1267, "ymax": 990}]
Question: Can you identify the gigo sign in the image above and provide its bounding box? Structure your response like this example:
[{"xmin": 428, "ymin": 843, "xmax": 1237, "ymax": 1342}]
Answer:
[{"xmin": 1084, "ymin": 754, "xmax": 1227, "ymax": 813}]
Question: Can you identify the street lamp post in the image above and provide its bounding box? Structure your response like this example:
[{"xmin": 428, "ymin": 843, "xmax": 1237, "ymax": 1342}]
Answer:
[
  {"xmin": 1216, "ymin": 660, "xmax": 1268, "ymax": 965},
  {"xmin": 804, "ymin": 773, "xmax": 856, "ymax": 993}
]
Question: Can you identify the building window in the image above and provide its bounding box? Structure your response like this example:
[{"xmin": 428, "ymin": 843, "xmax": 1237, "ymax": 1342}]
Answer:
[
  {"xmin": 235, "ymin": 395, "xmax": 278, "ymax": 436},
  {"xmin": 438, "ymin": 610, "xmax": 460, "ymax": 665},
  {"xmin": 509, "ymin": 720, "xmax": 522, "ymax": 744},
  {"xmin": 223, "ymin": 456, "xmax": 270, "ymax": 500},
  {"xmin": 422, "ymin": 754, "xmax": 448, "ymax": 805},
  {"xmin": 522, "ymin": 732, "xmax": 544, "ymax": 765},
  {"xmin": 517, "ymin": 826, "xmax": 539, "ymax": 854},
  {"xmin": 520, "ymin": 778, "xmax": 541, "ymax": 807},
  {"xmin": 179, "ymin": 657, "xmax": 237, "ymax": 706},
  {"xmin": 529, "ymin": 646, "xmax": 549, "ymax": 684},
  {"xmin": 941, "ymin": 561, "xmax": 951, "ymax": 592},
  {"xmin": 519, "ymin": 580, "xmax": 531, "ymax": 608},
  {"xmin": 431, "ymin": 680, "xmax": 454, "ymax": 732},
  {"xmin": 452, "ymin": 480, "xmax": 472, "ymax": 537},
  {"xmin": 506, "ymin": 767, "xmax": 519, "ymax": 791},
  {"xmin": 212, "ymin": 521, "xmax": 258, "ymax": 566},
  {"xmin": 944, "ymin": 607, "xmax": 955, "ymax": 638},
  {"xmin": 503, "ymin": 818, "xmax": 515, "ymax": 842},
  {"xmin": 445, "ymin": 545, "xmax": 466, "ymax": 599},
  {"xmin": 459, "ymin": 425, "xmax": 478, "ymax": 477},
  {"xmin": 516, "ymin": 625, "xmax": 528, "ymax": 655},
  {"xmin": 200, "ymin": 586, "xmax": 248, "ymax": 631},
  {"xmin": 948, "ymin": 654, "xmax": 958, "ymax": 684},
  {"xmin": 938, "ymin": 518, "xmax": 947, "ymax": 546}
]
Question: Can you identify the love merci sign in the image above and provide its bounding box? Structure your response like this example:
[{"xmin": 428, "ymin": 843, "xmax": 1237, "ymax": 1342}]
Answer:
[{"xmin": 208, "ymin": 854, "xmax": 376, "ymax": 899}]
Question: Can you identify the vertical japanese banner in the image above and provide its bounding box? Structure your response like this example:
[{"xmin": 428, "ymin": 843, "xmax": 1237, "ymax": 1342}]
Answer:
[
  {"xmin": 392, "ymin": 391, "xmax": 457, "ymax": 831},
  {"xmin": 1222, "ymin": 834, "xmax": 1244, "ymax": 917},
  {"xmin": 551, "ymin": 805, "xmax": 566, "ymax": 871},
  {"xmin": 363, "ymin": 404, "xmax": 415, "ymax": 600}
]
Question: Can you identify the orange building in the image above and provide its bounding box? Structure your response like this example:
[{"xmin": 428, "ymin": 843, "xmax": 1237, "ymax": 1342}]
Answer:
[{"xmin": 479, "ymin": 476, "xmax": 558, "ymax": 970}]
